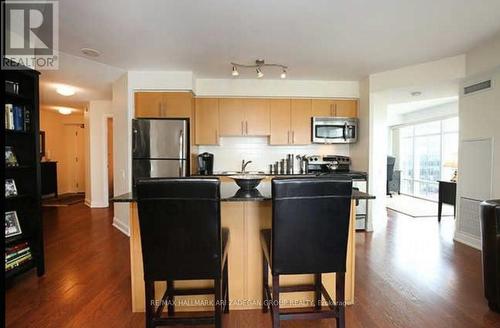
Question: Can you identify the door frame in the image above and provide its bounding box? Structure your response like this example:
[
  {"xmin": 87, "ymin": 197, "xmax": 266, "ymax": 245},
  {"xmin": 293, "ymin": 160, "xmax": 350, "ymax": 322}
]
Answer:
[{"xmin": 103, "ymin": 114, "xmax": 114, "ymax": 205}]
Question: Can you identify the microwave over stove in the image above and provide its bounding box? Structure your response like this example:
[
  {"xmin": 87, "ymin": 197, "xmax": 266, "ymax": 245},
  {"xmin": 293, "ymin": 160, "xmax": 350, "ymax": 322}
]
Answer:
[{"xmin": 312, "ymin": 117, "xmax": 358, "ymax": 144}]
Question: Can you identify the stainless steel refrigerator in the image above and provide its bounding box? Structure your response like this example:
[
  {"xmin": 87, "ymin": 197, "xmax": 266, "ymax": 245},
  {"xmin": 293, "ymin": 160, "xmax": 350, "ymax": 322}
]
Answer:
[{"xmin": 132, "ymin": 118, "xmax": 189, "ymax": 188}]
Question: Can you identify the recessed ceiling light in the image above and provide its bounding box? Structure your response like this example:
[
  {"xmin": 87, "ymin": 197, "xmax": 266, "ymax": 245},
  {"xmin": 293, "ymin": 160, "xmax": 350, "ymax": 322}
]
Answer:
[
  {"xmin": 411, "ymin": 91, "xmax": 422, "ymax": 97},
  {"xmin": 58, "ymin": 107, "xmax": 72, "ymax": 115},
  {"xmin": 81, "ymin": 47, "xmax": 101, "ymax": 57},
  {"xmin": 56, "ymin": 85, "xmax": 76, "ymax": 96}
]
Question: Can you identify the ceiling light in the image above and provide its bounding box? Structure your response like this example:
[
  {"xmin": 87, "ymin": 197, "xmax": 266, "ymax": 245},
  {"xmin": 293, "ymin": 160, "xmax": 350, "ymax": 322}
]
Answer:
[
  {"xmin": 81, "ymin": 47, "xmax": 101, "ymax": 57},
  {"xmin": 56, "ymin": 85, "xmax": 76, "ymax": 96},
  {"xmin": 58, "ymin": 107, "xmax": 72, "ymax": 115},
  {"xmin": 231, "ymin": 60, "xmax": 287, "ymax": 79},
  {"xmin": 411, "ymin": 91, "xmax": 422, "ymax": 97},
  {"xmin": 232, "ymin": 66, "xmax": 239, "ymax": 76}
]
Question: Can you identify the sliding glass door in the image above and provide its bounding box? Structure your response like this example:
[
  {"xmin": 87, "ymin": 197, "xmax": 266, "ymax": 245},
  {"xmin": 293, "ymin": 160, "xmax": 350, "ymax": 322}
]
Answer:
[{"xmin": 397, "ymin": 117, "xmax": 458, "ymax": 201}]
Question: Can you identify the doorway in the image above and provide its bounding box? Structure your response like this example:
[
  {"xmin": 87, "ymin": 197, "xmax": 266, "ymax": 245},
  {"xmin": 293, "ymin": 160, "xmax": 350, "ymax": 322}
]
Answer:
[{"xmin": 107, "ymin": 117, "xmax": 114, "ymax": 199}]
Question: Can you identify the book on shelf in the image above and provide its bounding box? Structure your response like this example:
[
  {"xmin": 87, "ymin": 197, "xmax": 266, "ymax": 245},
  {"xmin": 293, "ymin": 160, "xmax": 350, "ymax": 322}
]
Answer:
[
  {"xmin": 5, "ymin": 242, "xmax": 32, "ymax": 272},
  {"xmin": 5, "ymin": 178, "xmax": 18, "ymax": 197},
  {"xmin": 5, "ymin": 211, "xmax": 22, "ymax": 238},
  {"xmin": 5, "ymin": 146, "xmax": 19, "ymax": 167},
  {"xmin": 4, "ymin": 104, "xmax": 31, "ymax": 132}
]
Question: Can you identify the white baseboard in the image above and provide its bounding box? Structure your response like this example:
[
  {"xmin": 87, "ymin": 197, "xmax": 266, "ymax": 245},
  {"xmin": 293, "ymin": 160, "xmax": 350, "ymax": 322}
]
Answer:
[
  {"xmin": 113, "ymin": 217, "xmax": 130, "ymax": 236},
  {"xmin": 89, "ymin": 201, "xmax": 109, "ymax": 208},
  {"xmin": 84, "ymin": 199, "xmax": 91, "ymax": 207},
  {"xmin": 454, "ymin": 231, "xmax": 482, "ymax": 250}
]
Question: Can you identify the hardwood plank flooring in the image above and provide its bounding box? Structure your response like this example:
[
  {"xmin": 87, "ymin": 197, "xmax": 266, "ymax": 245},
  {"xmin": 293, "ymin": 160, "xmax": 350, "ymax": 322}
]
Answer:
[{"xmin": 5, "ymin": 204, "xmax": 500, "ymax": 327}]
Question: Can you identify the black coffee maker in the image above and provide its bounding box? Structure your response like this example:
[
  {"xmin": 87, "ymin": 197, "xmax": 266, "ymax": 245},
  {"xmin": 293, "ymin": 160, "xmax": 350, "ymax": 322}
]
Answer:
[{"xmin": 198, "ymin": 152, "xmax": 214, "ymax": 175}]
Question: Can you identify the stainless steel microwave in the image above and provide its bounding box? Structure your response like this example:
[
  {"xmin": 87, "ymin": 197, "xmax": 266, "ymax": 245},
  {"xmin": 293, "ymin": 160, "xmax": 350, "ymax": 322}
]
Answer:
[{"xmin": 312, "ymin": 117, "xmax": 358, "ymax": 144}]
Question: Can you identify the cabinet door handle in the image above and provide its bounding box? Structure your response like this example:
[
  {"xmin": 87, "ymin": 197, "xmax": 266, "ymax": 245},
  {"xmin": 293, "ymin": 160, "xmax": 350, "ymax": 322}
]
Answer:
[
  {"xmin": 287, "ymin": 131, "xmax": 290, "ymax": 144},
  {"xmin": 241, "ymin": 121, "xmax": 244, "ymax": 135},
  {"xmin": 245, "ymin": 121, "xmax": 248, "ymax": 135},
  {"xmin": 292, "ymin": 131, "xmax": 295, "ymax": 144},
  {"xmin": 215, "ymin": 129, "xmax": 218, "ymax": 143}
]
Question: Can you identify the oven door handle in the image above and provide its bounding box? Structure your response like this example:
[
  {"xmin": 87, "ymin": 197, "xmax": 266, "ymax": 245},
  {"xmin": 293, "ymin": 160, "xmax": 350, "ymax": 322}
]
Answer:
[{"xmin": 343, "ymin": 122, "xmax": 348, "ymax": 141}]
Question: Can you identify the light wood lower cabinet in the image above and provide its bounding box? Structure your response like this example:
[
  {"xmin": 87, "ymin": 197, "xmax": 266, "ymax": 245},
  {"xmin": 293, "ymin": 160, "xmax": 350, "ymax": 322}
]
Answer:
[{"xmin": 195, "ymin": 98, "xmax": 219, "ymax": 145}]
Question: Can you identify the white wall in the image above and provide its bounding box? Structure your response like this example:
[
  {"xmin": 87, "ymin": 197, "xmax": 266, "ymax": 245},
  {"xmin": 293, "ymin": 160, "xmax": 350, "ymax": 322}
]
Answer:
[
  {"xmin": 455, "ymin": 32, "xmax": 500, "ymax": 250},
  {"xmin": 112, "ymin": 73, "xmax": 131, "ymax": 236},
  {"xmin": 195, "ymin": 78, "xmax": 359, "ymax": 98},
  {"xmin": 387, "ymin": 101, "xmax": 458, "ymax": 127},
  {"xmin": 86, "ymin": 100, "xmax": 113, "ymax": 208}
]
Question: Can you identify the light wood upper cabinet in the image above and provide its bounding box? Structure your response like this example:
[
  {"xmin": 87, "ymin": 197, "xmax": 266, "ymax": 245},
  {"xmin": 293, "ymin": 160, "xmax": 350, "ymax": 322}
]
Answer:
[
  {"xmin": 312, "ymin": 99, "xmax": 335, "ymax": 117},
  {"xmin": 135, "ymin": 92, "xmax": 164, "ymax": 118},
  {"xmin": 195, "ymin": 98, "xmax": 219, "ymax": 145},
  {"xmin": 334, "ymin": 99, "xmax": 358, "ymax": 117},
  {"xmin": 312, "ymin": 99, "xmax": 358, "ymax": 117},
  {"xmin": 219, "ymin": 98, "xmax": 246, "ymax": 136},
  {"xmin": 244, "ymin": 98, "xmax": 270, "ymax": 136},
  {"xmin": 269, "ymin": 99, "xmax": 291, "ymax": 145},
  {"xmin": 163, "ymin": 92, "xmax": 193, "ymax": 118},
  {"xmin": 135, "ymin": 92, "xmax": 193, "ymax": 118},
  {"xmin": 291, "ymin": 99, "xmax": 312, "ymax": 145},
  {"xmin": 218, "ymin": 98, "xmax": 270, "ymax": 136}
]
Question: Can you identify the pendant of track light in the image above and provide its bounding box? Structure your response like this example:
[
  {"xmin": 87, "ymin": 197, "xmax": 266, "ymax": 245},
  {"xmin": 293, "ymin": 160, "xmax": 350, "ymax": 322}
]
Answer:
[{"xmin": 232, "ymin": 66, "xmax": 239, "ymax": 76}]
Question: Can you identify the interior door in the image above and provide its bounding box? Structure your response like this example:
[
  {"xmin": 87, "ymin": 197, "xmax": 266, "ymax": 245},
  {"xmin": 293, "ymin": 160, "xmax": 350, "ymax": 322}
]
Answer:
[
  {"xmin": 63, "ymin": 124, "xmax": 85, "ymax": 193},
  {"xmin": 107, "ymin": 118, "xmax": 114, "ymax": 198}
]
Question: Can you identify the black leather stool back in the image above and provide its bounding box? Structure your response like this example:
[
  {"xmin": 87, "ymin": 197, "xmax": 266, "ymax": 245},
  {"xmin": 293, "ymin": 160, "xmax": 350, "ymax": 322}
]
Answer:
[
  {"xmin": 271, "ymin": 177, "xmax": 353, "ymax": 275},
  {"xmin": 136, "ymin": 178, "xmax": 221, "ymax": 281}
]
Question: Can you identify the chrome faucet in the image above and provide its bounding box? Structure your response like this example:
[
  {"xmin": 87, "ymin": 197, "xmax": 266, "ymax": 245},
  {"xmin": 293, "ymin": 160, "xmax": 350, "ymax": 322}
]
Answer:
[{"xmin": 241, "ymin": 160, "xmax": 252, "ymax": 173}]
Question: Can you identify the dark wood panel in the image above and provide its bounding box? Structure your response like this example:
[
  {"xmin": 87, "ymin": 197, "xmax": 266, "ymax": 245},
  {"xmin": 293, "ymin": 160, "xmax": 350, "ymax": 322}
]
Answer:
[{"xmin": 5, "ymin": 204, "xmax": 500, "ymax": 327}]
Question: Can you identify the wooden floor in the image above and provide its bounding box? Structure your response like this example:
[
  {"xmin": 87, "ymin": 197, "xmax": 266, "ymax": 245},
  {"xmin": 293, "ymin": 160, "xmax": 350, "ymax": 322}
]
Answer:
[{"xmin": 5, "ymin": 203, "xmax": 500, "ymax": 327}]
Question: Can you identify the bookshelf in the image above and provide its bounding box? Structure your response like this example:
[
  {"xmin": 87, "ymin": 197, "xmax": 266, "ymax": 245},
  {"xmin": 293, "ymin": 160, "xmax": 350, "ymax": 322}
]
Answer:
[{"xmin": 4, "ymin": 63, "xmax": 45, "ymax": 281}]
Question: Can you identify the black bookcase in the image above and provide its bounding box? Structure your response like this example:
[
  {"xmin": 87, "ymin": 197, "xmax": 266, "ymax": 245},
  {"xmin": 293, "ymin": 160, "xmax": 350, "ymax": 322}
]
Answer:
[{"xmin": 4, "ymin": 65, "xmax": 45, "ymax": 281}]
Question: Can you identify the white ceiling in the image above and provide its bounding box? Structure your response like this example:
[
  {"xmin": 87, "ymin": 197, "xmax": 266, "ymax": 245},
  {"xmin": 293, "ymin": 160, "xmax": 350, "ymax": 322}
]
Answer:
[
  {"xmin": 39, "ymin": 0, "xmax": 500, "ymax": 108},
  {"xmin": 57, "ymin": 0, "xmax": 500, "ymax": 80},
  {"xmin": 387, "ymin": 96, "xmax": 458, "ymax": 115},
  {"xmin": 39, "ymin": 52, "xmax": 124, "ymax": 109}
]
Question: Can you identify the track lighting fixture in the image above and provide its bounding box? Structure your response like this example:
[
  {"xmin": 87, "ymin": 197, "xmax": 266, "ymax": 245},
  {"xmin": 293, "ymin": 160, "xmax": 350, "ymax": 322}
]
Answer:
[{"xmin": 230, "ymin": 59, "xmax": 288, "ymax": 79}]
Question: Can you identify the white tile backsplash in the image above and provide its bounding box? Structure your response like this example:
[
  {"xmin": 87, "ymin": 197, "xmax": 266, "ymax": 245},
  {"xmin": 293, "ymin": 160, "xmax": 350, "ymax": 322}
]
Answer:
[{"xmin": 199, "ymin": 137, "xmax": 349, "ymax": 173}]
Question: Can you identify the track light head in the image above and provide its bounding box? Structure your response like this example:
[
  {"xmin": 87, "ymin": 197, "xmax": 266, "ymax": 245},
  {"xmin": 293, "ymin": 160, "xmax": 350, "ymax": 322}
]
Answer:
[
  {"xmin": 280, "ymin": 69, "xmax": 287, "ymax": 79},
  {"xmin": 256, "ymin": 68, "xmax": 264, "ymax": 78},
  {"xmin": 232, "ymin": 66, "xmax": 239, "ymax": 77}
]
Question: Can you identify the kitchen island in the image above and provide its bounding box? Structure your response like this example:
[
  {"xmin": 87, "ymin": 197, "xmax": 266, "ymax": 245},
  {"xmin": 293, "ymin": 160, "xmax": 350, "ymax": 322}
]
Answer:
[{"xmin": 114, "ymin": 180, "xmax": 374, "ymax": 312}]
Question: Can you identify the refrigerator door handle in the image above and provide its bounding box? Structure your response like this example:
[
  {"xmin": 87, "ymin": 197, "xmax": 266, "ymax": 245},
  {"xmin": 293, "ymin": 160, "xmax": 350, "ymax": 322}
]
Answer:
[
  {"xmin": 132, "ymin": 128, "xmax": 138, "ymax": 155},
  {"xmin": 179, "ymin": 130, "xmax": 184, "ymax": 176}
]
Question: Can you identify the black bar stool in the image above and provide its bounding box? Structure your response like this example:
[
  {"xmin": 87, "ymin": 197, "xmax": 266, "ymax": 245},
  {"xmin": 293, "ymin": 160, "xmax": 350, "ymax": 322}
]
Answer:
[
  {"xmin": 260, "ymin": 177, "xmax": 353, "ymax": 328},
  {"xmin": 136, "ymin": 178, "xmax": 230, "ymax": 328}
]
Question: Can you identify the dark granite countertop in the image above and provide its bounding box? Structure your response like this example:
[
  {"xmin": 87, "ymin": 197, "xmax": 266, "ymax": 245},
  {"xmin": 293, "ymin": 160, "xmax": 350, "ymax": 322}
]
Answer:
[{"xmin": 112, "ymin": 181, "xmax": 375, "ymax": 203}]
